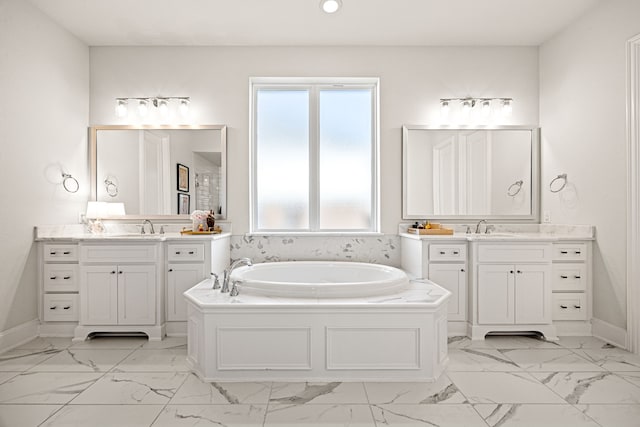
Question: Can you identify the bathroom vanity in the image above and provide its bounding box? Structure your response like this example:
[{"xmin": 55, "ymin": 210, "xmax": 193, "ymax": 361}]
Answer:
[
  {"xmin": 36, "ymin": 225, "xmax": 230, "ymax": 340},
  {"xmin": 400, "ymin": 225, "xmax": 594, "ymax": 339}
]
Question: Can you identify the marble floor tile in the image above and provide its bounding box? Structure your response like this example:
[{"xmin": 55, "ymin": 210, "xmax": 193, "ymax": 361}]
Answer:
[
  {"xmin": 0, "ymin": 372, "xmax": 101, "ymax": 404},
  {"xmin": 15, "ymin": 337, "xmax": 73, "ymax": 352},
  {"xmin": 0, "ymin": 349, "xmax": 60, "ymax": 371},
  {"xmin": 501, "ymin": 348, "xmax": 604, "ymax": 372},
  {"xmin": 153, "ymin": 404, "xmax": 266, "ymax": 427},
  {"xmin": 139, "ymin": 336, "xmax": 187, "ymax": 350},
  {"xmin": 0, "ymin": 404, "xmax": 62, "ymax": 427},
  {"xmin": 556, "ymin": 336, "xmax": 613, "ymax": 350},
  {"xmin": 40, "ymin": 404, "xmax": 164, "ymax": 427},
  {"xmin": 0, "ymin": 372, "xmax": 19, "ymax": 385},
  {"xmin": 269, "ymin": 382, "xmax": 368, "ymax": 404},
  {"xmin": 28, "ymin": 348, "xmax": 133, "ymax": 373},
  {"xmin": 573, "ymin": 348, "xmax": 640, "ymax": 371},
  {"xmin": 69, "ymin": 336, "xmax": 147, "ymax": 349},
  {"xmin": 70, "ymin": 372, "xmax": 188, "ymax": 405},
  {"xmin": 532, "ymin": 371, "xmax": 640, "ymax": 404},
  {"xmin": 576, "ymin": 404, "xmax": 640, "ymax": 427},
  {"xmin": 616, "ymin": 371, "xmax": 640, "ymax": 387},
  {"xmin": 365, "ymin": 375, "xmax": 468, "ymax": 404},
  {"xmin": 171, "ymin": 373, "xmax": 271, "ymax": 404},
  {"xmin": 264, "ymin": 404, "xmax": 375, "ymax": 427},
  {"xmin": 370, "ymin": 404, "xmax": 486, "ymax": 427},
  {"xmin": 447, "ymin": 348, "xmax": 522, "ymax": 372},
  {"xmin": 447, "ymin": 371, "xmax": 566, "ymax": 404},
  {"xmin": 447, "ymin": 336, "xmax": 494, "ymax": 349},
  {"xmin": 112, "ymin": 348, "xmax": 189, "ymax": 372},
  {"xmin": 484, "ymin": 335, "xmax": 561, "ymax": 349},
  {"xmin": 474, "ymin": 403, "xmax": 600, "ymax": 426}
]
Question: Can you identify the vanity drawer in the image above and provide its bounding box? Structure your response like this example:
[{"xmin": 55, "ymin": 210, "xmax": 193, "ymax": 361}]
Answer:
[
  {"xmin": 429, "ymin": 244, "xmax": 466, "ymax": 262},
  {"xmin": 477, "ymin": 244, "xmax": 551, "ymax": 263},
  {"xmin": 43, "ymin": 244, "xmax": 78, "ymax": 262},
  {"xmin": 552, "ymin": 264, "xmax": 586, "ymax": 291},
  {"xmin": 43, "ymin": 294, "xmax": 79, "ymax": 322},
  {"xmin": 553, "ymin": 244, "xmax": 587, "ymax": 261},
  {"xmin": 552, "ymin": 293, "xmax": 587, "ymax": 321},
  {"xmin": 167, "ymin": 243, "xmax": 205, "ymax": 262},
  {"xmin": 80, "ymin": 244, "xmax": 158, "ymax": 263},
  {"xmin": 44, "ymin": 264, "xmax": 79, "ymax": 292}
]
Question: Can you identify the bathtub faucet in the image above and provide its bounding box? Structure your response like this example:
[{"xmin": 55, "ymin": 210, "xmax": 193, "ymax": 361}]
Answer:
[{"xmin": 221, "ymin": 258, "xmax": 253, "ymax": 293}]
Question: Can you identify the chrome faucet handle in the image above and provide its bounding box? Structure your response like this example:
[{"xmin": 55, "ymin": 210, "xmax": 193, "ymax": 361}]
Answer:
[
  {"xmin": 159, "ymin": 225, "xmax": 165, "ymax": 235},
  {"xmin": 211, "ymin": 273, "xmax": 220, "ymax": 289},
  {"xmin": 139, "ymin": 225, "xmax": 146, "ymax": 235},
  {"xmin": 230, "ymin": 280, "xmax": 242, "ymax": 297},
  {"xmin": 485, "ymin": 225, "xmax": 495, "ymax": 234},
  {"xmin": 466, "ymin": 226, "xmax": 472, "ymax": 234}
]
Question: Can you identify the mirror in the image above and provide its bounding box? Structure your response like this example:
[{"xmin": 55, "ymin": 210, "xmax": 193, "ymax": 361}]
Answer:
[
  {"xmin": 90, "ymin": 125, "xmax": 227, "ymax": 219},
  {"xmin": 402, "ymin": 126, "xmax": 539, "ymax": 221}
]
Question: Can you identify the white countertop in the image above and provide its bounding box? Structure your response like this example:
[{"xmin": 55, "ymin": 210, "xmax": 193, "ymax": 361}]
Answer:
[
  {"xmin": 34, "ymin": 224, "xmax": 232, "ymax": 242},
  {"xmin": 398, "ymin": 232, "xmax": 594, "ymax": 242},
  {"xmin": 184, "ymin": 278, "xmax": 451, "ymax": 309}
]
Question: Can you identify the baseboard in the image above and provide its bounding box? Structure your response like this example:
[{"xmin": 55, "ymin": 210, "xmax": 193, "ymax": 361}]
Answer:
[
  {"xmin": 38, "ymin": 323, "xmax": 76, "ymax": 338},
  {"xmin": 0, "ymin": 319, "xmax": 39, "ymax": 353},
  {"xmin": 554, "ymin": 321, "xmax": 593, "ymax": 337},
  {"xmin": 592, "ymin": 318, "xmax": 628, "ymax": 349},
  {"xmin": 447, "ymin": 321, "xmax": 468, "ymax": 337}
]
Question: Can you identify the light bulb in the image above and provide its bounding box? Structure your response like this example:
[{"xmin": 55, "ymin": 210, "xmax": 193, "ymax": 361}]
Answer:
[
  {"xmin": 320, "ymin": 0, "xmax": 342, "ymax": 14},
  {"xmin": 179, "ymin": 99, "xmax": 190, "ymax": 117},
  {"xmin": 502, "ymin": 99, "xmax": 513, "ymax": 115},
  {"xmin": 461, "ymin": 99, "xmax": 473, "ymax": 116},
  {"xmin": 440, "ymin": 100, "xmax": 450, "ymax": 118},
  {"xmin": 158, "ymin": 99, "xmax": 169, "ymax": 117},
  {"xmin": 115, "ymin": 99, "xmax": 128, "ymax": 117},
  {"xmin": 138, "ymin": 99, "xmax": 149, "ymax": 116},
  {"xmin": 481, "ymin": 100, "xmax": 491, "ymax": 117}
]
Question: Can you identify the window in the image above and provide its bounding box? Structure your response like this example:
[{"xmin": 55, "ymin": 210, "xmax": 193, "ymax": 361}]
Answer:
[{"xmin": 250, "ymin": 78, "xmax": 379, "ymax": 233}]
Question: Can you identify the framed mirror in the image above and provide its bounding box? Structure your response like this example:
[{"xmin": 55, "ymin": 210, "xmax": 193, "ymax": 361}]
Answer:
[
  {"xmin": 402, "ymin": 125, "xmax": 539, "ymax": 221},
  {"xmin": 90, "ymin": 125, "xmax": 227, "ymax": 219}
]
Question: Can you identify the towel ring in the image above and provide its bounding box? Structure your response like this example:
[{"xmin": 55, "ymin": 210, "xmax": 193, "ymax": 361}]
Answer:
[
  {"xmin": 62, "ymin": 173, "xmax": 79, "ymax": 193},
  {"xmin": 549, "ymin": 173, "xmax": 568, "ymax": 193},
  {"xmin": 507, "ymin": 180, "xmax": 524, "ymax": 197},
  {"xmin": 104, "ymin": 178, "xmax": 118, "ymax": 197}
]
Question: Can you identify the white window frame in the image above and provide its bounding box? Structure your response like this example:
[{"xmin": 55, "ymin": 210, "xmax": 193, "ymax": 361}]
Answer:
[{"xmin": 249, "ymin": 77, "xmax": 380, "ymax": 235}]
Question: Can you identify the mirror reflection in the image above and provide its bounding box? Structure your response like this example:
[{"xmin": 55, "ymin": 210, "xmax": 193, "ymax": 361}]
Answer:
[
  {"xmin": 91, "ymin": 126, "xmax": 226, "ymax": 218},
  {"xmin": 403, "ymin": 127, "xmax": 538, "ymax": 220}
]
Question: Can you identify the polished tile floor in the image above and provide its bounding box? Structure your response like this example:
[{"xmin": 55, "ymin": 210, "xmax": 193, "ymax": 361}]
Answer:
[{"xmin": 1, "ymin": 335, "xmax": 640, "ymax": 426}]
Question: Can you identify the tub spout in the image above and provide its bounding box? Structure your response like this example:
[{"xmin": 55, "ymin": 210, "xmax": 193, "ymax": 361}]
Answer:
[{"xmin": 221, "ymin": 258, "xmax": 252, "ymax": 293}]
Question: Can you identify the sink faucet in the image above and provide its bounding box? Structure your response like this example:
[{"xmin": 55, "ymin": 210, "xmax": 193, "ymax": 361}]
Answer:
[
  {"xmin": 221, "ymin": 258, "xmax": 252, "ymax": 293},
  {"xmin": 475, "ymin": 219, "xmax": 487, "ymax": 234},
  {"xmin": 141, "ymin": 219, "xmax": 155, "ymax": 234}
]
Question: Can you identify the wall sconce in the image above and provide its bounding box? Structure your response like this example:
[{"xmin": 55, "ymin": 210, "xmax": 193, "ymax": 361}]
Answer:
[
  {"xmin": 440, "ymin": 97, "xmax": 514, "ymax": 120},
  {"xmin": 114, "ymin": 96, "xmax": 191, "ymax": 119}
]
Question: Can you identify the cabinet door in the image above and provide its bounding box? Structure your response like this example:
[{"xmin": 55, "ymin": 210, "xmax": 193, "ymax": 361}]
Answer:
[
  {"xmin": 80, "ymin": 265, "xmax": 118, "ymax": 325},
  {"xmin": 167, "ymin": 263, "xmax": 205, "ymax": 321},
  {"xmin": 117, "ymin": 265, "xmax": 156, "ymax": 325},
  {"xmin": 514, "ymin": 264, "xmax": 551, "ymax": 324},
  {"xmin": 428, "ymin": 263, "xmax": 466, "ymax": 321},
  {"xmin": 477, "ymin": 264, "xmax": 514, "ymax": 324}
]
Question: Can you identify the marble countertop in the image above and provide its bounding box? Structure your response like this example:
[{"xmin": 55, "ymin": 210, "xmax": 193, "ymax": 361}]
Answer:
[
  {"xmin": 34, "ymin": 224, "xmax": 232, "ymax": 242},
  {"xmin": 398, "ymin": 223, "xmax": 595, "ymax": 242},
  {"xmin": 184, "ymin": 278, "xmax": 451, "ymax": 309}
]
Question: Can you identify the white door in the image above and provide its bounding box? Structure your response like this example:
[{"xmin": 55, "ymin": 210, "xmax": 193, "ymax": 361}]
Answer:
[
  {"xmin": 139, "ymin": 131, "xmax": 171, "ymax": 214},
  {"xmin": 477, "ymin": 264, "xmax": 514, "ymax": 324},
  {"xmin": 432, "ymin": 135, "xmax": 458, "ymax": 215},
  {"xmin": 428, "ymin": 263, "xmax": 467, "ymax": 321},
  {"xmin": 80, "ymin": 265, "xmax": 118, "ymax": 325},
  {"xmin": 461, "ymin": 130, "xmax": 492, "ymax": 214},
  {"xmin": 117, "ymin": 264, "xmax": 156, "ymax": 325},
  {"xmin": 514, "ymin": 264, "xmax": 551, "ymax": 324},
  {"xmin": 167, "ymin": 263, "xmax": 205, "ymax": 321}
]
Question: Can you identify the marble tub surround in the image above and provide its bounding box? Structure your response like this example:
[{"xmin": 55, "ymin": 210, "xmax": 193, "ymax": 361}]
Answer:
[
  {"xmin": 2, "ymin": 335, "xmax": 640, "ymax": 426},
  {"xmin": 399, "ymin": 222, "xmax": 594, "ymax": 240}
]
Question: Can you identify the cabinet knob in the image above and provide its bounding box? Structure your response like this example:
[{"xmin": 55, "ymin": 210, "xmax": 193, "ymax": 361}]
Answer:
[
  {"xmin": 560, "ymin": 305, "xmax": 568, "ymax": 309},
  {"xmin": 574, "ymin": 251, "xmax": 581, "ymax": 255},
  {"xmin": 560, "ymin": 250, "xmax": 568, "ymax": 254},
  {"xmin": 168, "ymin": 269, "xmax": 173, "ymax": 272},
  {"xmin": 49, "ymin": 306, "xmax": 57, "ymax": 310},
  {"xmin": 175, "ymin": 251, "xmax": 181, "ymax": 254},
  {"xmin": 510, "ymin": 270, "xmax": 514, "ymax": 274},
  {"xmin": 63, "ymin": 306, "xmax": 71, "ymax": 310},
  {"xmin": 50, "ymin": 252, "xmax": 56, "ymax": 255},
  {"xmin": 516, "ymin": 270, "xmax": 522, "ymax": 274},
  {"xmin": 560, "ymin": 275, "xmax": 568, "ymax": 279},
  {"xmin": 574, "ymin": 275, "xmax": 581, "ymax": 279},
  {"xmin": 189, "ymin": 251, "xmax": 195, "ymax": 254},
  {"xmin": 63, "ymin": 276, "xmax": 71, "ymax": 280},
  {"xmin": 460, "ymin": 268, "xmax": 465, "ymax": 272},
  {"xmin": 111, "ymin": 271, "xmax": 116, "ymax": 274},
  {"xmin": 453, "ymin": 251, "xmax": 459, "ymax": 255},
  {"xmin": 440, "ymin": 251, "xmax": 445, "ymax": 255},
  {"xmin": 574, "ymin": 305, "xmax": 581, "ymax": 309},
  {"xmin": 118, "ymin": 271, "xmax": 123, "ymax": 274},
  {"xmin": 63, "ymin": 251, "xmax": 71, "ymax": 255},
  {"xmin": 50, "ymin": 276, "xmax": 57, "ymax": 280}
]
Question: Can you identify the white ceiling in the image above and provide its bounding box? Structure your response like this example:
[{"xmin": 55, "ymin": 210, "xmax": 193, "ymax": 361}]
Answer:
[{"xmin": 30, "ymin": 0, "xmax": 601, "ymax": 47}]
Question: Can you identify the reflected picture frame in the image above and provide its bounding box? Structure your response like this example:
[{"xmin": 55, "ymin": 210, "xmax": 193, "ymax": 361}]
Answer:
[
  {"xmin": 178, "ymin": 193, "xmax": 190, "ymax": 215},
  {"xmin": 177, "ymin": 163, "xmax": 189, "ymax": 192}
]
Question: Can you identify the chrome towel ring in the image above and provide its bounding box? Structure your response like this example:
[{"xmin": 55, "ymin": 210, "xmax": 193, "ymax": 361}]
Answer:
[
  {"xmin": 62, "ymin": 173, "xmax": 79, "ymax": 193},
  {"xmin": 507, "ymin": 180, "xmax": 523, "ymax": 197},
  {"xmin": 549, "ymin": 173, "xmax": 568, "ymax": 193}
]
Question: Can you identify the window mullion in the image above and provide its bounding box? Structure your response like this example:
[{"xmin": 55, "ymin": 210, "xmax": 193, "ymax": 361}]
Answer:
[{"xmin": 309, "ymin": 85, "xmax": 320, "ymax": 231}]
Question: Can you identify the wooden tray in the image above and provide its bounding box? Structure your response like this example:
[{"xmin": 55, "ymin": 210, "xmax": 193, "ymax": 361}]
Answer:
[
  {"xmin": 180, "ymin": 229, "xmax": 222, "ymax": 235},
  {"xmin": 408, "ymin": 227, "xmax": 454, "ymax": 235}
]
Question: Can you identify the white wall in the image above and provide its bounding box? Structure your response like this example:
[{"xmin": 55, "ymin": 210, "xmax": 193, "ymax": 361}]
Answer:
[
  {"xmin": 0, "ymin": 0, "xmax": 89, "ymax": 332},
  {"xmin": 90, "ymin": 46, "xmax": 539, "ymax": 233},
  {"xmin": 540, "ymin": 0, "xmax": 640, "ymax": 329}
]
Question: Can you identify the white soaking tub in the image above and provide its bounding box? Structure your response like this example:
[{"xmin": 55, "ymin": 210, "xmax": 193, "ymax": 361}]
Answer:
[
  {"xmin": 184, "ymin": 261, "xmax": 450, "ymax": 382},
  {"xmin": 230, "ymin": 261, "xmax": 410, "ymax": 298}
]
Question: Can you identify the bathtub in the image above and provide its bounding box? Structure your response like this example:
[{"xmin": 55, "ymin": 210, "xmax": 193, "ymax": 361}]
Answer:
[
  {"xmin": 185, "ymin": 261, "xmax": 450, "ymax": 382},
  {"xmin": 230, "ymin": 261, "xmax": 410, "ymax": 298}
]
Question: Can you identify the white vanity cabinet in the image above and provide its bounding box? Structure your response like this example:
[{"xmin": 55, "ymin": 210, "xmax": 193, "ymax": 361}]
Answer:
[
  {"xmin": 167, "ymin": 243, "xmax": 206, "ymax": 322},
  {"xmin": 470, "ymin": 242, "xmax": 557, "ymax": 340},
  {"xmin": 41, "ymin": 243, "xmax": 80, "ymax": 323}
]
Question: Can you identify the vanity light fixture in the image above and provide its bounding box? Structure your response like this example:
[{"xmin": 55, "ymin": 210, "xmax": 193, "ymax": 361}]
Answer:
[
  {"xmin": 320, "ymin": 0, "xmax": 342, "ymax": 14},
  {"xmin": 501, "ymin": 98, "xmax": 513, "ymax": 115},
  {"xmin": 481, "ymin": 99, "xmax": 491, "ymax": 117},
  {"xmin": 438, "ymin": 97, "xmax": 514, "ymax": 120},
  {"xmin": 114, "ymin": 96, "xmax": 191, "ymax": 119}
]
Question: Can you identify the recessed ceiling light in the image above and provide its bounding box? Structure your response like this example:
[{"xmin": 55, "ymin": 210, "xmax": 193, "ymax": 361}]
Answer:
[{"xmin": 320, "ymin": 0, "xmax": 342, "ymax": 14}]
